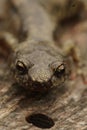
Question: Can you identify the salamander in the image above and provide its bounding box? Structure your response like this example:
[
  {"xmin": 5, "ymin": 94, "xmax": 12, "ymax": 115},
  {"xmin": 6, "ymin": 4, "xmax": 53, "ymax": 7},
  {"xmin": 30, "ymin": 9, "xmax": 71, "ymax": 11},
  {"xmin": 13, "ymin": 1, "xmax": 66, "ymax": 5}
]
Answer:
[{"xmin": 0, "ymin": 0, "xmax": 84, "ymax": 92}]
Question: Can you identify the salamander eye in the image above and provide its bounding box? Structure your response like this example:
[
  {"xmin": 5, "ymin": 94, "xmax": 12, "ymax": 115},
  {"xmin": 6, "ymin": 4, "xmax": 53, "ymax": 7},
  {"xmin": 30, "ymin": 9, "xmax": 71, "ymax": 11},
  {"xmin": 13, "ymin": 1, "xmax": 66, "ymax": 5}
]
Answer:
[
  {"xmin": 54, "ymin": 64, "xmax": 65, "ymax": 78},
  {"xmin": 16, "ymin": 61, "xmax": 27, "ymax": 75}
]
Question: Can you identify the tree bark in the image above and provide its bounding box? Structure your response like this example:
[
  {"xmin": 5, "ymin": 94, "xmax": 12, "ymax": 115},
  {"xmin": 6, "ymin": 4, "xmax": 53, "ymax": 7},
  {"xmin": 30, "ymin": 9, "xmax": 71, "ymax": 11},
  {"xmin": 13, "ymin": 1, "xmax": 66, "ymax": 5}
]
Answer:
[{"xmin": 0, "ymin": 74, "xmax": 87, "ymax": 130}]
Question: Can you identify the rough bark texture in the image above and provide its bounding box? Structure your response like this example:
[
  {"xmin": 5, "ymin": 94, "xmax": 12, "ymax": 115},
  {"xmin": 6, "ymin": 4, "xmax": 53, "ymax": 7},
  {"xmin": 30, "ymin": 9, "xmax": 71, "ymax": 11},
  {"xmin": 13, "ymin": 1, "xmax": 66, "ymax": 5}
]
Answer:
[{"xmin": 0, "ymin": 71, "xmax": 87, "ymax": 130}]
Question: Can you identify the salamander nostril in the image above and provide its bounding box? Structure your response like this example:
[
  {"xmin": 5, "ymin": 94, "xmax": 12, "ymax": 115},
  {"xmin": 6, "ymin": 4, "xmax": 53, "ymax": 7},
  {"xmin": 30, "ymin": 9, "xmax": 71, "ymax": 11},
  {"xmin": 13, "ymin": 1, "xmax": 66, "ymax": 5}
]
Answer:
[
  {"xmin": 33, "ymin": 81, "xmax": 41, "ymax": 87},
  {"xmin": 26, "ymin": 113, "xmax": 55, "ymax": 129},
  {"xmin": 33, "ymin": 81, "xmax": 46, "ymax": 88}
]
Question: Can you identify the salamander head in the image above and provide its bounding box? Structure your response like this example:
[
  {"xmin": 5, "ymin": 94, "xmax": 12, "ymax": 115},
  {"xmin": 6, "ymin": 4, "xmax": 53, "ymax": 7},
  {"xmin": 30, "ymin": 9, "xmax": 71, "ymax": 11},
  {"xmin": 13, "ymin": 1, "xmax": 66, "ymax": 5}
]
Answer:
[{"xmin": 10, "ymin": 42, "xmax": 69, "ymax": 92}]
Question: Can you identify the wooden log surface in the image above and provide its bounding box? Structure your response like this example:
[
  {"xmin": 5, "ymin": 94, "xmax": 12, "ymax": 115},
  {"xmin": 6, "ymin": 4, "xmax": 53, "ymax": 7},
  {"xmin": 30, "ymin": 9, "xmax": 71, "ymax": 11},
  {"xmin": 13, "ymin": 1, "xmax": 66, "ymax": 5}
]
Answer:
[{"xmin": 0, "ymin": 63, "xmax": 87, "ymax": 130}]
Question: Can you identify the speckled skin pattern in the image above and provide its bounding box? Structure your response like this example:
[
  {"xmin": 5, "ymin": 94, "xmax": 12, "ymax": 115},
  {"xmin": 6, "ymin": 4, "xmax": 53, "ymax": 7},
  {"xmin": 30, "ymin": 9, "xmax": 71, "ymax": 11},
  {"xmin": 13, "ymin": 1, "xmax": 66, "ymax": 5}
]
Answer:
[{"xmin": 9, "ymin": 0, "xmax": 82, "ymax": 91}]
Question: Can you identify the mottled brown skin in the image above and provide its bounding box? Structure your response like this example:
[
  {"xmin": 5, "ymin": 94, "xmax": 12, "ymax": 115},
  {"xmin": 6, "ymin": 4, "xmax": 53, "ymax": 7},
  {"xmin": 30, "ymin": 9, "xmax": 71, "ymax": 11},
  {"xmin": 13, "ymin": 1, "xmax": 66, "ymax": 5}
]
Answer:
[
  {"xmin": 7, "ymin": 0, "xmax": 67, "ymax": 91},
  {"xmin": 4, "ymin": 0, "xmax": 82, "ymax": 92},
  {"xmin": 10, "ymin": 40, "xmax": 69, "ymax": 91}
]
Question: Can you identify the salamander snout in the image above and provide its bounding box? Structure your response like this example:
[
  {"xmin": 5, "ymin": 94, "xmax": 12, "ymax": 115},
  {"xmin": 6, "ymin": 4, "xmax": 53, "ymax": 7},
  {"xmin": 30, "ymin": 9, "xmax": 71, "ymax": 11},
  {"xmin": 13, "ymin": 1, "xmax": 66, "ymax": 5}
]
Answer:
[
  {"xmin": 11, "ymin": 49, "xmax": 69, "ymax": 91},
  {"xmin": 28, "ymin": 64, "xmax": 53, "ymax": 83}
]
